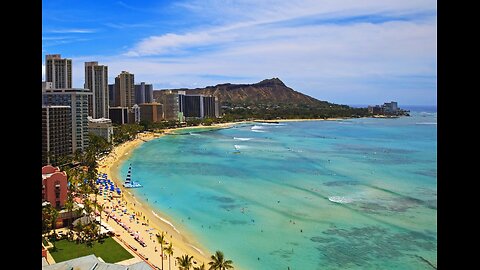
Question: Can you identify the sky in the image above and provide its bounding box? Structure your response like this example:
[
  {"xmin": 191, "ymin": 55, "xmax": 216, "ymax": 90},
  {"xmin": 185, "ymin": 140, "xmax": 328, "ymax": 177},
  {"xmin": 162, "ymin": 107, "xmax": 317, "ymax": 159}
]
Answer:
[{"xmin": 42, "ymin": 0, "xmax": 437, "ymax": 106}]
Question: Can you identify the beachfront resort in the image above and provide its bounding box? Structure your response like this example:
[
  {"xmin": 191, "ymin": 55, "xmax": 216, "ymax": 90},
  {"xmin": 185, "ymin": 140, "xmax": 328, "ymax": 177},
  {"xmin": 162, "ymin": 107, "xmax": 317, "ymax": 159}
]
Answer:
[
  {"xmin": 42, "ymin": 54, "xmax": 235, "ymax": 270},
  {"xmin": 41, "ymin": 52, "xmax": 436, "ymax": 269},
  {"xmin": 42, "ymin": 134, "xmax": 236, "ymax": 270}
]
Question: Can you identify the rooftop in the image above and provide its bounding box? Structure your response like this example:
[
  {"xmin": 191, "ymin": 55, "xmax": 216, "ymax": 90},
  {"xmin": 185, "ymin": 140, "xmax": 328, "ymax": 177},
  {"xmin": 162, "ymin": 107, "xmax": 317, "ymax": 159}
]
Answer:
[
  {"xmin": 42, "ymin": 254, "xmax": 152, "ymax": 270},
  {"xmin": 88, "ymin": 117, "xmax": 113, "ymax": 124}
]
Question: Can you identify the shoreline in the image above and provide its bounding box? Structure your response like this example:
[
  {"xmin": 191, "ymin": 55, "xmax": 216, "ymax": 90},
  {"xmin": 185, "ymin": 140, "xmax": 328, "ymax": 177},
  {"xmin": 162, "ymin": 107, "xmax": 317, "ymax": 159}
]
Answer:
[
  {"xmin": 98, "ymin": 122, "xmax": 242, "ymax": 269},
  {"xmin": 100, "ymin": 134, "xmax": 212, "ymax": 268},
  {"xmin": 96, "ymin": 115, "xmax": 422, "ymax": 269},
  {"xmin": 95, "ymin": 118, "xmax": 355, "ymax": 268}
]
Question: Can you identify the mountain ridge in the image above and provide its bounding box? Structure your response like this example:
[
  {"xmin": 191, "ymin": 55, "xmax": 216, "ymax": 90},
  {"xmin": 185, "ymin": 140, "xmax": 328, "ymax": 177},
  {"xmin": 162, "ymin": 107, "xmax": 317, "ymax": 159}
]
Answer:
[{"xmin": 153, "ymin": 78, "xmax": 334, "ymax": 106}]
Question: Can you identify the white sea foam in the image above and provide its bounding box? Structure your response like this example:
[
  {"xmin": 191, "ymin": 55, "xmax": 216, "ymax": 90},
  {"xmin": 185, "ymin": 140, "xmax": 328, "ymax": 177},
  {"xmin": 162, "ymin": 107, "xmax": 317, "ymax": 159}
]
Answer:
[
  {"xmin": 152, "ymin": 211, "xmax": 180, "ymax": 234},
  {"xmin": 234, "ymin": 144, "xmax": 248, "ymax": 150},
  {"xmin": 251, "ymin": 125, "xmax": 265, "ymax": 130},
  {"xmin": 189, "ymin": 244, "xmax": 204, "ymax": 255},
  {"xmin": 328, "ymin": 196, "xmax": 353, "ymax": 204},
  {"xmin": 259, "ymin": 122, "xmax": 285, "ymax": 126},
  {"xmin": 233, "ymin": 137, "xmax": 252, "ymax": 141},
  {"xmin": 415, "ymin": 122, "xmax": 437, "ymax": 125},
  {"xmin": 189, "ymin": 132, "xmax": 200, "ymax": 136},
  {"xmin": 251, "ymin": 129, "xmax": 266, "ymax": 133}
]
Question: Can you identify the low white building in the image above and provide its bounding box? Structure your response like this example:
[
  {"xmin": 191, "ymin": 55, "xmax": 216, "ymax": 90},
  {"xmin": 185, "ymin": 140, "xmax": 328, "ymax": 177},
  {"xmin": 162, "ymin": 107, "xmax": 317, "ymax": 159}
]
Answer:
[{"xmin": 88, "ymin": 117, "xmax": 114, "ymax": 142}]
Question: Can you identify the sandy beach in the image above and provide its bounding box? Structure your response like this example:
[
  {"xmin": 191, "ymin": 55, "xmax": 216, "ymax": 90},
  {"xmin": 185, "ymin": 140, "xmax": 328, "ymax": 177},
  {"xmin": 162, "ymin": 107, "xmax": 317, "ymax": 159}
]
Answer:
[{"xmin": 97, "ymin": 122, "xmax": 241, "ymax": 269}]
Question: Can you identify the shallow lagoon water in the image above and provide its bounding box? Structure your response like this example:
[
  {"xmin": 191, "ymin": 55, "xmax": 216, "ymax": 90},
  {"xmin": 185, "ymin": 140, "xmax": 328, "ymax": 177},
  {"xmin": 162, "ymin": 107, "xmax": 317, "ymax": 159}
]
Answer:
[{"xmin": 120, "ymin": 110, "xmax": 437, "ymax": 269}]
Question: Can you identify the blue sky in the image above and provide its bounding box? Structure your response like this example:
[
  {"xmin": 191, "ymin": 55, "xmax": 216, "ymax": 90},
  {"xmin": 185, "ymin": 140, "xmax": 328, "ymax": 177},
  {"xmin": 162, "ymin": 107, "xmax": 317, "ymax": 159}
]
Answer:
[{"xmin": 42, "ymin": 0, "xmax": 437, "ymax": 106}]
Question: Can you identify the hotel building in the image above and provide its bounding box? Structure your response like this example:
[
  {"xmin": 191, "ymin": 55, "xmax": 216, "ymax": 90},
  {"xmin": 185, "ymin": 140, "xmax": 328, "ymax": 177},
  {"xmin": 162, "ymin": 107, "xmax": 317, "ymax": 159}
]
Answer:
[
  {"xmin": 88, "ymin": 117, "xmax": 114, "ymax": 143},
  {"xmin": 85, "ymin": 62, "xmax": 109, "ymax": 118},
  {"xmin": 45, "ymin": 54, "xmax": 72, "ymax": 88},
  {"xmin": 114, "ymin": 71, "xmax": 135, "ymax": 108},
  {"xmin": 139, "ymin": 103, "xmax": 163, "ymax": 123},
  {"xmin": 42, "ymin": 105, "xmax": 72, "ymax": 165},
  {"xmin": 135, "ymin": 82, "xmax": 154, "ymax": 104},
  {"xmin": 109, "ymin": 107, "xmax": 129, "ymax": 125},
  {"xmin": 42, "ymin": 88, "xmax": 92, "ymax": 153}
]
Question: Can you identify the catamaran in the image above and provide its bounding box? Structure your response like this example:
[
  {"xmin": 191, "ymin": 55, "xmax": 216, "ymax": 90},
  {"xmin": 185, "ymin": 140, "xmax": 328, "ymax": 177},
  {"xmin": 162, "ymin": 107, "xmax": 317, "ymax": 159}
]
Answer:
[{"xmin": 123, "ymin": 164, "xmax": 142, "ymax": 188}]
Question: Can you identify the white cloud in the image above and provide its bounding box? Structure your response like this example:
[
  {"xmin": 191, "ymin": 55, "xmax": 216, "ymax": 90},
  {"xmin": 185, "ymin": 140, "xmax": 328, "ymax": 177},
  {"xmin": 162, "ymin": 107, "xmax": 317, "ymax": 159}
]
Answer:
[
  {"xmin": 47, "ymin": 29, "xmax": 96, "ymax": 34},
  {"xmin": 125, "ymin": 32, "xmax": 218, "ymax": 56},
  {"xmin": 69, "ymin": 0, "xmax": 437, "ymax": 105}
]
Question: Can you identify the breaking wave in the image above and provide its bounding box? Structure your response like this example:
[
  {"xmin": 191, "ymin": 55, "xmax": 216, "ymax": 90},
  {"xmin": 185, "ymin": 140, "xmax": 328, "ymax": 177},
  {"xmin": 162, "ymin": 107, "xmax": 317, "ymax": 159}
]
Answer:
[
  {"xmin": 234, "ymin": 137, "xmax": 252, "ymax": 141},
  {"xmin": 328, "ymin": 196, "xmax": 353, "ymax": 204}
]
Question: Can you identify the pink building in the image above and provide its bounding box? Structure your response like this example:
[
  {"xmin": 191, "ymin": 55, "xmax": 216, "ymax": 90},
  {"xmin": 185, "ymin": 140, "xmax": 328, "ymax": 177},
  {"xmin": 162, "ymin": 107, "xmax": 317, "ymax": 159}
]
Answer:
[{"xmin": 42, "ymin": 165, "xmax": 68, "ymax": 209}]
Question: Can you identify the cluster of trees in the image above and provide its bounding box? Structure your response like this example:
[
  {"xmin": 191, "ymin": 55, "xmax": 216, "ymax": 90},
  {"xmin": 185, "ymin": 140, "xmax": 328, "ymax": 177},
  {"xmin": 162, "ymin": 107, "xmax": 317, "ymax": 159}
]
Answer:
[
  {"xmin": 138, "ymin": 120, "xmax": 180, "ymax": 131},
  {"xmin": 113, "ymin": 124, "xmax": 144, "ymax": 145},
  {"xmin": 155, "ymin": 232, "xmax": 234, "ymax": 270},
  {"xmin": 222, "ymin": 102, "xmax": 370, "ymax": 120},
  {"xmin": 43, "ymin": 133, "xmax": 113, "ymax": 249}
]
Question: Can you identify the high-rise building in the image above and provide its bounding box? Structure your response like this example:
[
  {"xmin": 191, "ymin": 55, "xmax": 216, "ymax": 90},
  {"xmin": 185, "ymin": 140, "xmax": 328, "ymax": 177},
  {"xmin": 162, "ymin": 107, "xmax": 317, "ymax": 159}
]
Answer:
[
  {"xmin": 383, "ymin": 101, "xmax": 398, "ymax": 114},
  {"xmin": 88, "ymin": 117, "xmax": 114, "ymax": 143},
  {"xmin": 135, "ymin": 82, "xmax": 153, "ymax": 104},
  {"xmin": 134, "ymin": 83, "xmax": 145, "ymax": 105},
  {"xmin": 85, "ymin": 62, "xmax": 109, "ymax": 118},
  {"xmin": 42, "ymin": 88, "xmax": 92, "ymax": 153},
  {"xmin": 145, "ymin": 84, "xmax": 153, "ymax": 103},
  {"xmin": 109, "ymin": 107, "xmax": 129, "ymax": 125},
  {"xmin": 178, "ymin": 94, "xmax": 220, "ymax": 119},
  {"xmin": 163, "ymin": 90, "xmax": 181, "ymax": 121},
  {"xmin": 42, "ymin": 105, "xmax": 72, "ymax": 165},
  {"xmin": 114, "ymin": 71, "xmax": 135, "ymax": 108},
  {"xmin": 162, "ymin": 91, "xmax": 218, "ymax": 120},
  {"xmin": 202, "ymin": 96, "xmax": 219, "ymax": 118},
  {"xmin": 108, "ymin": 84, "xmax": 116, "ymax": 107},
  {"xmin": 139, "ymin": 103, "xmax": 163, "ymax": 123},
  {"xmin": 180, "ymin": 94, "xmax": 202, "ymax": 118},
  {"xmin": 45, "ymin": 54, "xmax": 72, "ymax": 88}
]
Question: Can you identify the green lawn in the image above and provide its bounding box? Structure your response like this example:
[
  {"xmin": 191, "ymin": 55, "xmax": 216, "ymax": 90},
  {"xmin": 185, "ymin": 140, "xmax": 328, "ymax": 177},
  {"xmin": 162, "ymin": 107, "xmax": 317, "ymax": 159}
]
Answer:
[{"xmin": 48, "ymin": 237, "xmax": 134, "ymax": 263}]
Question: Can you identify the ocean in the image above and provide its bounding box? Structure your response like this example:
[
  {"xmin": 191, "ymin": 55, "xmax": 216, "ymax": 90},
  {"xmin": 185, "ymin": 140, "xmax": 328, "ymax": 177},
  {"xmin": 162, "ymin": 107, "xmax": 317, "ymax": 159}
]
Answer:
[{"xmin": 119, "ymin": 109, "xmax": 437, "ymax": 269}]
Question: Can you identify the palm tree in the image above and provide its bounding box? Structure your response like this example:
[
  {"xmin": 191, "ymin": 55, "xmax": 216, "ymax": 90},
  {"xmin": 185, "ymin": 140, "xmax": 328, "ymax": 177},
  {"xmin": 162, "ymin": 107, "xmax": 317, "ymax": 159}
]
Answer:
[
  {"xmin": 164, "ymin": 242, "xmax": 174, "ymax": 270},
  {"xmin": 42, "ymin": 205, "xmax": 52, "ymax": 235},
  {"xmin": 73, "ymin": 220, "xmax": 84, "ymax": 243},
  {"xmin": 208, "ymin": 251, "xmax": 234, "ymax": 270},
  {"xmin": 156, "ymin": 232, "xmax": 167, "ymax": 270},
  {"xmin": 50, "ymin": 207, "xmax": 59, "ymax": 250},
  {"xmin": 64, "ymin": 194, "xmax": 74, "ymax": 237},
  {"xmin": 96, "ymin": 202, "xmax": 104, "ymax": 238},
  {"xmin": 194, "ymin": 263, "xmax": 206, "ymax": 270},
  {"xmin": 176, "ymin": 254, "xmax": 194, "ymax": 270}
]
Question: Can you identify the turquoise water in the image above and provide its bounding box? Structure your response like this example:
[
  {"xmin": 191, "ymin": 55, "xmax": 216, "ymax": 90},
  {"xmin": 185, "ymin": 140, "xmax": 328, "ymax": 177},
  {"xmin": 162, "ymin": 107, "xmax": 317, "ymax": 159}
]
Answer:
[{"xmin": 120, "ymin": 110, "xmax": 437, "ymax": 269}]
